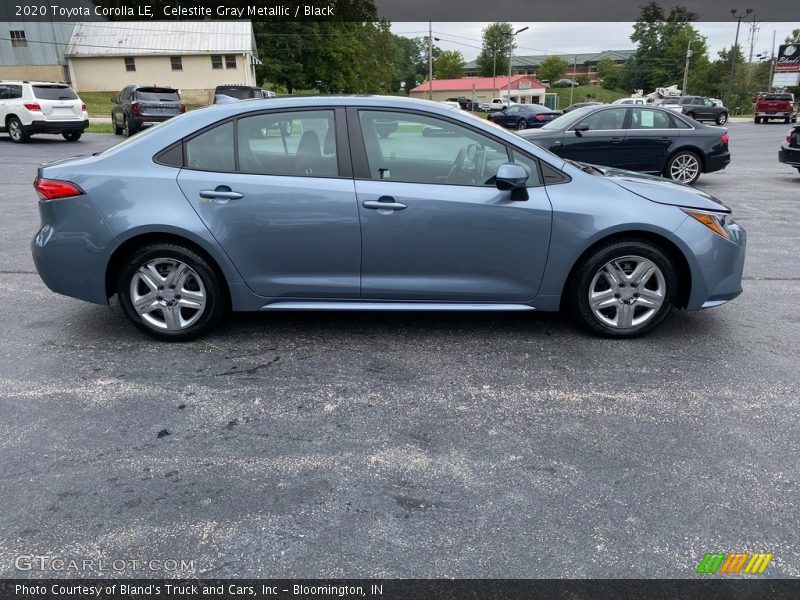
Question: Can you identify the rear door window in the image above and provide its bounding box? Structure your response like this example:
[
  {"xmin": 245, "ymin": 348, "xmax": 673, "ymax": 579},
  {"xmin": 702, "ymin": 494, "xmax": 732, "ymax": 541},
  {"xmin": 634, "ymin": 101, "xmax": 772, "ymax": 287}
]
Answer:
[
  {"xmin": 185, "ymin": 122, "xmax": 235, "ymax": 172},
  {"xmin": 629, "ymin": 109, "xmax": 672, "ymax": 129},
  {"xmin": 32, "ymin": 85, "xmax": 78, "ymax": 100}
]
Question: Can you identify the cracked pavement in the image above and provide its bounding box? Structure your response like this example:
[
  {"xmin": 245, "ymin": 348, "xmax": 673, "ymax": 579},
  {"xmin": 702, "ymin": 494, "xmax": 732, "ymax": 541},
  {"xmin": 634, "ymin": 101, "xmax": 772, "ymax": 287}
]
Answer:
[{"xmin": 0, "ymin": 122, "xmax": 799, "ymax": 578}]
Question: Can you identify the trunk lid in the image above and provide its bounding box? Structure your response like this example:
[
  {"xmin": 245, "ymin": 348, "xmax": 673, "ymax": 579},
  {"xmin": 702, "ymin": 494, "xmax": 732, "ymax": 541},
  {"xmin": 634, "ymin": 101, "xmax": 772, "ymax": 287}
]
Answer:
[{"xmin": 31, "ymin": 84, "xmax": 83, "ymax": 121}]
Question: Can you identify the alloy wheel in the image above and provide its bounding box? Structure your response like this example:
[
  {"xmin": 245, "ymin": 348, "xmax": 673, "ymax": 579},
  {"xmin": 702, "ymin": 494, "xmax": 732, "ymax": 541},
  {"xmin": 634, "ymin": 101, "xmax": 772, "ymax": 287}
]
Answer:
[
  {"xmin": 9, "ymin": 119, "xmax": 22, "ymax": 142},
  {"xmin": 517, "ymin": 120, "xmax": 527, "ymax": 130},
  {"xmin": 588, "ymin": 255, "xmax": 666, "ymax": 330},
  {"xmin": 129, "ymin": 258, "xmax": 207, "ymax": 331},
  {"xmin": 669, "ymin": 153, "xmax": 700, "ymax": 184}
]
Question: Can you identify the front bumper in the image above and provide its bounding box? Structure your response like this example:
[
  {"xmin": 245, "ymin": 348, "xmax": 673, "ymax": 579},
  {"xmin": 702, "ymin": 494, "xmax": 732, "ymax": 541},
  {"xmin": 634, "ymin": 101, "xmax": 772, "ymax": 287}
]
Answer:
[
  {"xmin": 23, "ymin": 119, "xmax": 89, "ymax": 135},
  {"xmin": 671, "ymin": 217, "xmax": 746, "ymax": 310},
  {"xmin": 779, "ymin": 146, "xmax": 800, "ymax": 167}
]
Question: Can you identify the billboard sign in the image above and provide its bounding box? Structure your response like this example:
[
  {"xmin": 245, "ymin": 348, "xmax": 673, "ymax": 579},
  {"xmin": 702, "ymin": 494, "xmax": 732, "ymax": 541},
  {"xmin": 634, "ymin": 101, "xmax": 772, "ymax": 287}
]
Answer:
[{"xmin": 776, "ymin": 44, "xmax": 799, "ymax": 72}]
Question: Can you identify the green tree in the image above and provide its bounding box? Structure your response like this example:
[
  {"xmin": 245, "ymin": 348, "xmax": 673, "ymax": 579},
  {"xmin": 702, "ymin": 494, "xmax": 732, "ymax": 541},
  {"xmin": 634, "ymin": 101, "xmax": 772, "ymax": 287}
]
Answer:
[
  {"xmin": 785, "ymin": 29, "xmax": 800, "ymax": 43},
  {"xmin": 597, "ymin": 57, "xmax": 623, "ymax": 90},
  {"xmin": 434, "ymin": 50, "xmax": 465, "ymax": 79},
  {"xmin": 537, "ymin": 55, "xmax": 569, "ymax": 83},
  {"xmin": 476, "ymin": 23, "xmax": 515, "ymax": 77},
  {"xmin": 628, "ymin": 2, "xmax": 709, "ymax": 93}
]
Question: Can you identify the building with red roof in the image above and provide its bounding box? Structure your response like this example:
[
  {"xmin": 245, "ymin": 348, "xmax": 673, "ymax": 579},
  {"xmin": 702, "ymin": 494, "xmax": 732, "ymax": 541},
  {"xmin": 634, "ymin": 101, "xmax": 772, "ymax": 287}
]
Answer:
[{"xmin": 409, "ymin": 75, "xmax": 547, "ymax": 105}]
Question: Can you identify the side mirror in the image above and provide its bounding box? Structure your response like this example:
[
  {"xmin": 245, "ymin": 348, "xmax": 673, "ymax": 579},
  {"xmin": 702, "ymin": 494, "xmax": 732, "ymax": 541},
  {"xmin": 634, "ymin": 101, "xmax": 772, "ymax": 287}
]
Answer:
[
  {"xmin": 111, "ymin": 97, "xmax": 117, "ymax": 104},
  {"xmin": 574, "ymin": 123, "xmax": 589, "ymax": 136},
  {"xmin": 496, "ymin": 163, "xmax": 529, "ymax": 201}
]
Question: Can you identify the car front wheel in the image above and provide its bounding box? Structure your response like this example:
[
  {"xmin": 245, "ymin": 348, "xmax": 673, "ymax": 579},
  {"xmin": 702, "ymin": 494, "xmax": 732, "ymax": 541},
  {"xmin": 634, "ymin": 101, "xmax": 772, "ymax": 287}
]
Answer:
[
  {"xmin": 568, "ymin": 241, "xmax": 678, "ymax": 338},
  {"xmin": 117, "ymin": 243, "xmax": 226, "ymax": 341},
  {"xmin": 665, "ymin": 150, "xmax": 702, "ymax": 185}
]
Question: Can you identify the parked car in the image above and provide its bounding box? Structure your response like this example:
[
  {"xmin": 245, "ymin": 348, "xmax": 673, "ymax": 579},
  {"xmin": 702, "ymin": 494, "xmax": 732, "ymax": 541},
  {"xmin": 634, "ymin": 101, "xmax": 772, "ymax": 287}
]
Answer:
[
  {"xmin": 612, "ymin": 97, "xmax": 647, "ymax": 106},
  {"xmin": 440, "ymin": 100, "xmax": 462, "ymax": 109},
  {"xmin": 518, "ymin": 104, "xmax": 730, "ymax": 185},
  {"xmin": 677, "ymin": 96, "xmax": 729, "ymax": 125},
  {"xmin": 754, "ymin": 93, "xmax": 797, "ymax": 124},
  {"xmin": 111, "ymin": 85, "xmax": 185, "ymax": 137},
  {"xmin": 553, "ymin": 79, "xmax": 579, "ymax": 87},
  {"xmin": 31, "ymin": 96, "xmax": 745, "ymax": 341},
  {"xmin": 779, "ymin": 124, "xmax": 800, "ymax": 173},
  {"xmin": 564, "ymin": 101, "xmax": 604, "ymax": 113},
  {"xmin": 445, "ymin": 97, "xmax": 480, "ymax": 111},
  {"xmin": 213, "ymin": 85, "xmax": 276, "ymax": 104},
  {"xmin": 0, "ymin": 81, "xmax": 88, "ymax": 143},
  {"xmin": 487, "ymin": 104, "xmax": 562, "ymax": 130},
  {"xmin": 480, "ymin": 98, "xmax": 514, "ymax": 112}
]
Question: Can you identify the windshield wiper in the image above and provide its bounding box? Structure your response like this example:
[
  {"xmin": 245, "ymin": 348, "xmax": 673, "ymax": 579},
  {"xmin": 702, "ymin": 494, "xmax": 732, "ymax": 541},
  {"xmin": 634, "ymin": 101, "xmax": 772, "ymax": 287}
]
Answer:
[{"xmin": 566, "ymin": 159, "xmax": 605, "ymax": 175}]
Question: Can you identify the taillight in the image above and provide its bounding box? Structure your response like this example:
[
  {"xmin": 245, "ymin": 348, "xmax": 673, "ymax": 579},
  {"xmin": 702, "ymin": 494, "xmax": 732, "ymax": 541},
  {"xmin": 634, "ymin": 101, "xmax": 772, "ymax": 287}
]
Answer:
[
  {"xmin": 23, "ymin": 103, "xmax": 41, "ymax": 111},
  {"xmin": 34, "ymin": 177, "xmax": 84, "ymax": 201},
  {"xmin": 131, "ymin": 102, "xmax": 140, "ymax": 116},
  {"xmin": 81, "ymin": 103, "xmax": 87, "ymax": 112},
  {"xmin": 535, "ymin": 114, "xmax": 546, "ymax": 120},
  {"xmin": 721, "ymin": 133, "xmax": 729, "ymax": 145},
  {"xmin": 180, "ymin": 104, "xmax": 186, "ymax": 113},
  {"xmin": 788, "ymin": 133, "xmax": 794, "ymax": 144}
]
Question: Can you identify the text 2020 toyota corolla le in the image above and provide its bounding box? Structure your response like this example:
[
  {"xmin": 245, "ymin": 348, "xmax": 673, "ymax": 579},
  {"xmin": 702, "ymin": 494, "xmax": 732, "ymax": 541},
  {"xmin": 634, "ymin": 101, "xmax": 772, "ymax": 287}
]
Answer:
[{"xmin": 31, "ymin": 96, "xmax": 746, "ymax": 340}]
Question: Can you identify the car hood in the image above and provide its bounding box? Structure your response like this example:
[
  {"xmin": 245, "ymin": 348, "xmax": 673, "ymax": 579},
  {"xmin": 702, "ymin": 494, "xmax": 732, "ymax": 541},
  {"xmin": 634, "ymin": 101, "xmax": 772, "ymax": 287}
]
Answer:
[{"xmin": 590, "ymin": 165, "xmax": 731, "ymax": 213}]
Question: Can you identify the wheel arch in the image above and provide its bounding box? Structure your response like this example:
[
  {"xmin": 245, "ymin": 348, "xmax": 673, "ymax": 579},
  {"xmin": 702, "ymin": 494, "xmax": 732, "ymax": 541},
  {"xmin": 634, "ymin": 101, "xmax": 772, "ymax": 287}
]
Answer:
[
  {"xmin": 560, "ymin": 229, "xmax": 692, "ymax": 310},
  {"xmin": 667, "ymin": 145, "xmax": 706, "ymax": 171},
  {"xmin": 104, "ymin": 230, "xmax": 234, "ymax": 310}
]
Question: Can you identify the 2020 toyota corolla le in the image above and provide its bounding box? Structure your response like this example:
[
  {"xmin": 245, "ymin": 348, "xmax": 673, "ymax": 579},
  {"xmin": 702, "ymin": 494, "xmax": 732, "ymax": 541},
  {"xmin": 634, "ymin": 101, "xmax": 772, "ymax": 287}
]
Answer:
[{"xmin": 31, "ymin": 96, "xmax": 746, "ymax": 341}]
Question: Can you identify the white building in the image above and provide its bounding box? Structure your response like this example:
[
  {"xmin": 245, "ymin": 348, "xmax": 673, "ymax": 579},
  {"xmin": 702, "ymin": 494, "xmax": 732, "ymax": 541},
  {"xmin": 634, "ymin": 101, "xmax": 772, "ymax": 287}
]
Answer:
[{"xmin": 65, "ymin": 21, "xmax": 259, "ymax": 103}]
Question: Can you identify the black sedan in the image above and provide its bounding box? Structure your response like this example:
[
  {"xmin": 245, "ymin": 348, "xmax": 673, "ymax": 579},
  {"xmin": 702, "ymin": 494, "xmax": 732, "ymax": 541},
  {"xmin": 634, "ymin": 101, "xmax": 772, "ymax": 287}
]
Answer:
[
  {"xmin": 487, "ymin": 104, "xmax": 562, "ymax": 131},
  {"xmin": 517, "ymin": 104, "xmax": 730, "ymax": 185},
  {"xmin": 779, "ymin": 124, "xmax": 800, "ymax": 174}
]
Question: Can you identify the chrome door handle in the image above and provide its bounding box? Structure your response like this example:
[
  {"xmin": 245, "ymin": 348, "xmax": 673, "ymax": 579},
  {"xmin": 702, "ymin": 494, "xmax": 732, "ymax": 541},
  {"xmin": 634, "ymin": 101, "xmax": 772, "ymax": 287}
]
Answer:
[
  {"xmin": 199, "ymin": 186, "xmax": 243, "ymax": 200},
  {"xmin": 609, "ymin": 137, "xmax": 623, "ymax": 144},
  {"xmin": 362, "ymin": 197, "xmax": 407, "ymax": 211}
]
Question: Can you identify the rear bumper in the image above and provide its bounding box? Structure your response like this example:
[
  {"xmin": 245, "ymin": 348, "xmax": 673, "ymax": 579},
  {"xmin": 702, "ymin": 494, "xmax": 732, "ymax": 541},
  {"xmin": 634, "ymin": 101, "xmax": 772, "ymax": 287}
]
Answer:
[
  {"xmin": 779, "ymin": 146, "xmax": 800, "ymax": 167},
  {"xmin": 23, "ymin": 120, "xmax": 88, "ymax": 135},
  {"xmin": 755, "ymin": 111, "xmax": 792, "ymax": 118},
  {"xmin": 704, "ymin": 152, "xmax": 730, "ymax": 173}
]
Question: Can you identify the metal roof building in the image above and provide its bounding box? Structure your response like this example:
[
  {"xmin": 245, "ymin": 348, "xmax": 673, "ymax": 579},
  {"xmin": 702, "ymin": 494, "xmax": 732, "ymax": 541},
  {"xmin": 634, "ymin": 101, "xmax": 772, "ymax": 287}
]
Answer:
[
  {"xmin": 64, "ymin": 21, "xmax": 259, "ymax": 102},
  {"xmin": 463, "ymin": 49, "xmax": 635, "ymax": 83}
]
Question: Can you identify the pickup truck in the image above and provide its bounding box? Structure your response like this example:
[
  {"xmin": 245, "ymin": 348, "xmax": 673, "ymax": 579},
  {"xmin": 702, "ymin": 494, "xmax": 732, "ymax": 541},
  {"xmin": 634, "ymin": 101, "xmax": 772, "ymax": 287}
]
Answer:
[
  {"xmin": 479, "ymin": 98, "xmax": 514, "ymax": 112},
  {"xmin": 445, "ymin": 96, "xmax": 480, "ymax": 111},
  {"xmin": 754, "ymin": 93, "xmax": 797, "ymax": 124}
]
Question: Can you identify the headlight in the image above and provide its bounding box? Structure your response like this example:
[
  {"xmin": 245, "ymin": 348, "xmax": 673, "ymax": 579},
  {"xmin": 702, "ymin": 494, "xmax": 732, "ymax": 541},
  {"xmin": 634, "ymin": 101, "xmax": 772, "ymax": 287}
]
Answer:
[{"xmin": 682, "ymin": 208, "xmax": 731, "ymax": 240}]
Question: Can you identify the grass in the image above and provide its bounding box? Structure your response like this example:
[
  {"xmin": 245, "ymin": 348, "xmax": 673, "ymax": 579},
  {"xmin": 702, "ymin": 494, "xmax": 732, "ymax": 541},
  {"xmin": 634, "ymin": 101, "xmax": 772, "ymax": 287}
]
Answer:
[{"xmin": 86, "ymin": 122, "xmax": 114, "ymax": 134}]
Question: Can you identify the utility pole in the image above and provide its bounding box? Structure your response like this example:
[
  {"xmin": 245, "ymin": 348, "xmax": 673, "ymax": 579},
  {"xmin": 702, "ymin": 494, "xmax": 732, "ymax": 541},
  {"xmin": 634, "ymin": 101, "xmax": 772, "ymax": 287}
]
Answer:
[
  {"xmin": 428, "ymin": 21, "xmax": 433, "ymax": 100},
  {"xmin": 726, "ymin": 9, "xmax": 752, "ymax": 108},
  {"xmin": 768, "ymin": 30, "xmax": 776, "ymax": 90},
  {"xmin": 682, "ymin": 41, "xmax": 692, "ymax": 94},
  {"xmin": 747, "ymin": 11, "xmax": 758, "ymax": 63},
  {"xmin": 507, "ymin": 26, "xmax": 529, "ymax": 105},
  {"xmin": 569, "ymin": 54, "xmax": 577, "ymax": 105}
]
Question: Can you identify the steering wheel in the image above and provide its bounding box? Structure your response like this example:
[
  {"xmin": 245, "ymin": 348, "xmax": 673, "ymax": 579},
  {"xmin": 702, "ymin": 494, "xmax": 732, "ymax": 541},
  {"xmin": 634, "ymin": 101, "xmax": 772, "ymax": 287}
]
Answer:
[{"xmin": 448, "ymin": 147, "xmax": 468, "ymax": 183}]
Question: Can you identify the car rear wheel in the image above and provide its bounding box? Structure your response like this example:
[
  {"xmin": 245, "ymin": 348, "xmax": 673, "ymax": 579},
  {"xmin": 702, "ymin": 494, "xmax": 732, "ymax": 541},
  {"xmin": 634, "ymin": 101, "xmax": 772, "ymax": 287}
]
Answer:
[
  {"xmin": 785, "ymin": 117, "xmax": 791, "ymax": 124},
  {"xmin": 568, "ymin": 241, "xmax": 678, "ymax": 338},
  {"xmin": 716, "ymin": 113, "xmax": 728, "ymax": 125},
  {"xmin": 7, "ymin": 117, "xmax": 28, "ymax": 143},
  {"xmin": 117, "ymin": 243, "xmax": 226, "ymax": 341},
  {"xmin": 665, "ymin": 150, "xmax": 702, "ymax": 185},
  {"xmin": 517, "ymin": 119, "xmax": 527, "ymax": 130},
  {"xmin": 123, "ymin": 117, "xmax": 137, "ymax": 137},
  {"xmin": 62, "ymin": 131, "xmax": 82, "ymax": 142}
]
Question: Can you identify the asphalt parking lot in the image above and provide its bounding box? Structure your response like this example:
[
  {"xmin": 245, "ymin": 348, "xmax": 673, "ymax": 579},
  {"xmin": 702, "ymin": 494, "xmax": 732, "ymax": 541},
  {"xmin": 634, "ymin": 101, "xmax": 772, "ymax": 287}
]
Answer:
[{"xmin": 0, "ymin": 122, "xmax": 798, "ymax": 578}]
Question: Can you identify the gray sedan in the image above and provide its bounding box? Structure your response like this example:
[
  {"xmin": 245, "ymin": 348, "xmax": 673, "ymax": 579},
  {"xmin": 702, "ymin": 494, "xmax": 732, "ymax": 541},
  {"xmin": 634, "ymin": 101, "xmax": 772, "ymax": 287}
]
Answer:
[{"xmin": 31, "ymin": 96, "xmax": 746, "ymax": 340}]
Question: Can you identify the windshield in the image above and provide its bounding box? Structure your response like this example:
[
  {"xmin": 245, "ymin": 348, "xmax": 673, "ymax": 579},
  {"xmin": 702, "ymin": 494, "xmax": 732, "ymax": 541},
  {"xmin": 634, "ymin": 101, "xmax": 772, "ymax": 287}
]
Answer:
[
  {"xmin": 32, "ymin": 85, "xmax": 78, "ymax": 100},
  {"xmin": 135, "ymin": 88, "xmax": 180, "ymax": 102},
  {"xmin": 539, "ymin": 105, "xmax": 595, "ymax": 130}
]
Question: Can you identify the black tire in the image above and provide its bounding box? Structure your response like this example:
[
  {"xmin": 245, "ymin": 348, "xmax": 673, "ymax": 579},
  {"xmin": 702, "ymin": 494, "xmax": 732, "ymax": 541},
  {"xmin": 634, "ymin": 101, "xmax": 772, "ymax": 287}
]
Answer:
[
  {"xmin": 123, "ymin": 117, "xmax": 137, "ymax": 137},
  {"xmin": 664, "ymin": 150, "xmax": 702, "ymax": 185},
  {"xmin": 7, "ymin": 116, "xmax": 29, "ymax": 143},
  {"xmin": 116, "ymin": 243, "xmax": 226, "ymax": 341},
  {"xmin": 715, "ymin": 112, "xmax": 728, "ymax": 125},
  {"xmin": 113, "ymin": 115, "xmax": 123, "ymax": 135},
  {"xmin": 785, "ymin": 117, "xmax": 791, "ymax": 124},
  {"xmin": 62, "ymin": 131, "xmax": 82, "ymax": 142},
  {"xmin": 754, "ymin": 117, "xmax": 761, "ymax": 124},
  {"xmin": 567, "ymin": 240, "xmax": 678, "ymax": 338}
]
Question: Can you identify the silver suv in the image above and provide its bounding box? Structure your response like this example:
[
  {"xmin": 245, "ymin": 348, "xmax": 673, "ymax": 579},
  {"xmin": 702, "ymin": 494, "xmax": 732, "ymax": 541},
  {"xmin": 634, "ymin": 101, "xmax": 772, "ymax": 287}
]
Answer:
[{"xmin": 0, "ymin": 81, "xmax": 89, "ymax": 143}]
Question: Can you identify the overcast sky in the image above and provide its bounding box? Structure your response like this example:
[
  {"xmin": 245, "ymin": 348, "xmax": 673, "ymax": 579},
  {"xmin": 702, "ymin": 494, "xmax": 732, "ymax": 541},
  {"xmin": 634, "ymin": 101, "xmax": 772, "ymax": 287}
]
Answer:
[{"xmin": 390, "ymin": 22, "xmax": 800, "ymax": 62}]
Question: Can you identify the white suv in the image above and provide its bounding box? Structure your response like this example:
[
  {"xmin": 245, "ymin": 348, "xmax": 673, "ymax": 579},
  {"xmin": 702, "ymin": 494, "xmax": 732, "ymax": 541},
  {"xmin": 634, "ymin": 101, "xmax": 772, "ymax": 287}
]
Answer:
[{"xmin": 0, "ymin": 81, "xmax": 89, "ymax": 143}]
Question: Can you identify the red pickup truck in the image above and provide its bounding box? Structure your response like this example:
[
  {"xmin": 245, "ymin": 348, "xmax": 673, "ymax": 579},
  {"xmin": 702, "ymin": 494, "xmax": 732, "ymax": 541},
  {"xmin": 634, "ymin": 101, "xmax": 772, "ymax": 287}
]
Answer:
[{"xmin": 754, "ymin": 93, "xmax": 797, "ymax": 124}]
